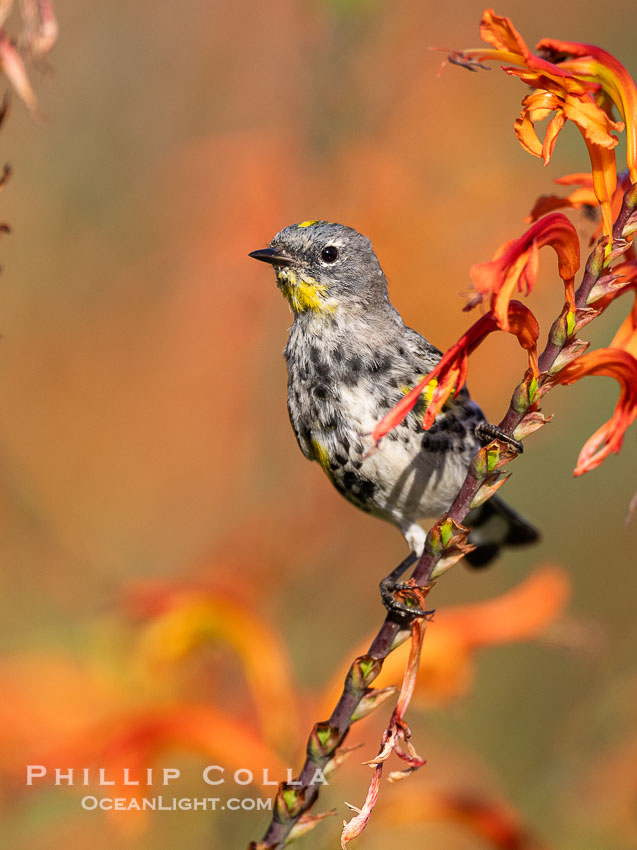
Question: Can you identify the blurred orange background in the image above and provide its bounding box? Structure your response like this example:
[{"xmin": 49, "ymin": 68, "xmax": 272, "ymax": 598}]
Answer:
[{"xmin": 1, "ymin": 1, "xmax": 636, "ymax": 848}]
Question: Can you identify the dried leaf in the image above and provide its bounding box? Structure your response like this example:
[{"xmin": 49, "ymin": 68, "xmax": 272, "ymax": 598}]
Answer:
[
  {"xmin": 341, "ymin": 765, "xmax": 382, "ymax": 848},
  {"xmin": 0, "ymin": 30, "xmax": 39, "ymax": 115},
  {"xmin": 469, "ymin": 472, "xmax": 512, "ymax": 509},
  {"xmin": 512, "ymin": 411, "xmax": 553, "ymax": 440},
  {"xmin": 350, "ymin": 686, "xmax": 397, "ymax": 723},
  {"xmin": 288, "ymin": 809, "xmax": 336, "ymax": 842}
]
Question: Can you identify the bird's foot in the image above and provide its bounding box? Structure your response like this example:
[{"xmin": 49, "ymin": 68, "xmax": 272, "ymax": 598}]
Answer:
[
  {"xmin": 475, "ymin": 422, "xmax": 523, "ymax": 454},
  {"xmin": 380, "ymin": 553, "xmax": 435, "ymax": 621}
]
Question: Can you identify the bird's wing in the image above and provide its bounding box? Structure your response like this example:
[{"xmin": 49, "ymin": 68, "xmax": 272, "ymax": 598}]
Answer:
[
  {"xmin": 401, "ymin": 326, "xmax": 443, "ymax": 375},
  {"xmin": 400, "ymin": 325, "xmax": 474, "ymax": 406}
]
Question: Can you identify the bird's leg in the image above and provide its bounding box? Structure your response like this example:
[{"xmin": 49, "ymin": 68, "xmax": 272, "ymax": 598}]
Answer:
[
  {"xmin": 475, "ymin": 422, "xmax": 523, "ymax": 454},
  {"xmin": 379, "ymin": 552, "xmax": 435, "ymax": 621}
]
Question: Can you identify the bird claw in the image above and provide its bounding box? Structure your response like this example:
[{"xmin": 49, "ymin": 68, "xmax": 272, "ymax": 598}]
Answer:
[
  {"xmin": 475, "ymin": 422, "xmax": 524, "ymax": 454},
  {"xmin": 379, "ymin": 553, "xmax": 435, "ymax": 621}
]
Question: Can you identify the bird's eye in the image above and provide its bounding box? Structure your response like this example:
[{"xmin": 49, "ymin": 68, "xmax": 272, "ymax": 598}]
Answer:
[{"xmin": 321, "ymin": 245, "xmax": 339, "ymax": 263}]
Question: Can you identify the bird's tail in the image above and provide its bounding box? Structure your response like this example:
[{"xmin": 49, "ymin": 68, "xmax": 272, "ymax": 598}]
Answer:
[{"xmin": 464, "ymin": 494, "xmax": 540, "ymax": 568}]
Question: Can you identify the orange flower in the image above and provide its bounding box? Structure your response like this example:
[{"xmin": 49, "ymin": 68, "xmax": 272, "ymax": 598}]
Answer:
[
  {"xmin": 474, "ymin": 9, "xmax": 583, "ymax": 84},
  {"xmin": 126, "ymin": 582, "xmax": 300, "ymax": 751},
  {"xmin": 527, "ymin": 172, "xmax": 634, "ymax": 246},
  {"xmin": 511, "ymin": 74, "xmax": 621, "ymax": 177},
  {"xmin": 469, "ymin": 212, "xmax": 580, "ymax": 327},
  {"xmin": 448, "ymin": 9, "xmax": 636, "ymax": 239},
  {"xmin": 582, "ymin": 136, "xmax": 619, "ymax": 239},
  {"xmin": 609, "ymin": 283, "xmax": 637, "ymax": 360},
  {"xmin": 537, "ymin": 39, "xmax": 637, "ymax": 183},
  {"xmin": 557, "ymin": 347, "xmax": 637, "ymax": 475},
  {"xmin": 371, "ymin": 302, "xmax": 539, "ymax": 444}
]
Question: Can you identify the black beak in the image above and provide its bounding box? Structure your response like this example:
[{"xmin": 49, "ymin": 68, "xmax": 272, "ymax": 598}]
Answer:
[{"xmin": 248, "ymin": 247, "xmax": 295, "ymax": 267}]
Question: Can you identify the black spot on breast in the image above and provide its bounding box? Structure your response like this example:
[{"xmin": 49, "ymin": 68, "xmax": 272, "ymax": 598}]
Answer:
[
  {"xmin": 352, "ymin": 459, "xmax": 362, "ymax": 470},
  {"xmin": 334, "ymin": 453, "xmax": 347, "ymax": 466},
  {"xmin": 432, "ymin": 417, "xmax": 450, "ymax": 432},
  {"xmin": 369, "ymin": 354, "xmax": 393, "ymax": 375},
  {"xmin": 343, "ymin": 470, "xmax": 359, "ymax": 490},
  {"xmin": 343, "ymin": 356, "xmax": 362, "ymax": 387},
  {"xmin": 333, "ymin": 347, "xmax": 343, "ymax": 362},
  {"xmin": 432, "ymin": 436, "xmax": 450, "ymax": 452},
  {"xmin": 315, "ymin": 361, "xmax": 330, "ymax": 380},
  {"xmin": 358, "ymin": 479, "xmax": 376, "ymax": 501},
  {"xmin": 313, "ymin": 383, "xmax": 329, "ymax": 400}
]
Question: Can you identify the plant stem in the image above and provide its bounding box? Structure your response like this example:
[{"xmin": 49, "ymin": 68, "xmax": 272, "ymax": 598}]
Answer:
[{"xmin": 251, "ymin": 184, "xmax": 637, "ymax": 850}]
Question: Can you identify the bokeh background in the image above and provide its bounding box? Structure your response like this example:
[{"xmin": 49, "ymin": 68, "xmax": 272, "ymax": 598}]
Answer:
[{"xmin": 1, "ymin": 1, "xmax": 636, "ymax": 848}]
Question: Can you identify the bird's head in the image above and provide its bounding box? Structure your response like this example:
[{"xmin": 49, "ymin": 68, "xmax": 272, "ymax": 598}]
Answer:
[{"xmin": 249, "ymin": 220, "xmax": 388, "ymax": 316}]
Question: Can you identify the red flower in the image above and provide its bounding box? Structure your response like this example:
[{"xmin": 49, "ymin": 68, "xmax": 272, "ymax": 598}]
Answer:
[
  {"xmin": 469, "ymin": 213, "xmax": 580, "ymax": 328},
  {"xmin": 527, "ymin": 172, "xmax": 633, "ymax": 246},
  {"xmin": 372, "ymin": 302, "xmax": 539, "ymax": 445},
  {"xmin": 537, "ymin": 39, "xmax": 637, "ymax": 183},
  {"xmin": 557, "ymin": 347, "xmax": 637, "ymax": 475},
  {"xmin": 448, "ymin": 10, "xmax": 636, "ymax": 239}
]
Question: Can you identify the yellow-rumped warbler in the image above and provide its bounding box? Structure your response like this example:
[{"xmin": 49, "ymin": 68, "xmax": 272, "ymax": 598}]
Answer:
[{"xmin": 250, "ymin": 220, "xmax": 538, "ymax": 566}]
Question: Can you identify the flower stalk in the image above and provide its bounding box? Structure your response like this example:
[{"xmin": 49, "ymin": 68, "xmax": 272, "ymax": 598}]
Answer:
[{"xmin": 250, "ymin": 10, "xmax": 637, "ymax": 847}]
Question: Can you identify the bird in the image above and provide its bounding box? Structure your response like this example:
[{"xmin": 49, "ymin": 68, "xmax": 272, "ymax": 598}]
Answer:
[{"xmin": 249, "ymin": 220, "xmax": 539, "ymax": 567}]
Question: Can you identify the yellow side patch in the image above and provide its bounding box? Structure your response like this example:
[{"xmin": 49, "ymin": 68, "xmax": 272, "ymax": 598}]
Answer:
[
  {"xmin": 400, "ymin": 377, "xmax": 438, "ymax": 405},
  {"xmin": 297, "ymin": 220, "xmax": 319, "ymax": 228},
  {"xmin": 401, "ymin": 377, "xmax": 447, "ymax": 427},
  {"xmin": 311, "ymin": 438, "xmax": 332, "ymax": 476},
  {"xmin": 421, "ymin": 378, "xmax": 439, "ymax": 406},
  {"xmin": 277, "ymin": 269, "xmax": 334, "ymax": 315}
]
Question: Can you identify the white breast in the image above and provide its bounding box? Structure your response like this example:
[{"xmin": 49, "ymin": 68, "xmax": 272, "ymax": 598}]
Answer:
[{"xmin": 337, "ymin": 383, "xmax": 470, "ymax": 524}]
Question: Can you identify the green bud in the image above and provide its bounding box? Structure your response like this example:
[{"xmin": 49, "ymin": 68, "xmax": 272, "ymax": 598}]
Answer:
[
  {"xmin": 440, "ymin": 518, "xmax": 454, "ymax": 548},
  {"xmin": 584, "ymin": 242, "xmax": 605, "ymax": 278},
  {"xmin": 512, "ymin": 379, "xmax": 530, "ymax": 414},
  {"xmin": 549, "ymin": 314, "xmax": 567, "ymax": 347},
  {"xmin": 274, "ymin": 785, "xmax": 306, "ymax": 820},
  {"xmin": 349, "ymin": 655, "xmax": 382, "ymax": 690},
  {"xmin": 486, "ymin": 445, "xmax": 500, "ymax": 473},
  {"xmin": 307, "ymin": 721, "xmax": 340, "ymax": 759},
  {"xmin": 470, "ymin": 445, "xmax": 489, "ymax": 479}
]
